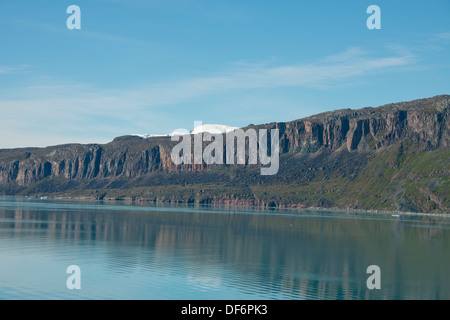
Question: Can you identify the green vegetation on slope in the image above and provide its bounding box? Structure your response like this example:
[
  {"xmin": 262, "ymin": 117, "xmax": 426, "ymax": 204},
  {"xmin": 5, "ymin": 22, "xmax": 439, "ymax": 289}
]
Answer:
[{"xmin": 2, "ymin": 143, "xmax": 447, "ymax": 214}]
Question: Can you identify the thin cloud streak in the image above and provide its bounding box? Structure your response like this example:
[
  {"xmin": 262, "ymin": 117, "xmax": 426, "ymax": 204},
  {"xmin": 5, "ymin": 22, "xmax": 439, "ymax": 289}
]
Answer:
[
  {"xmin": 123, "ymin": 47, "xmax": 415, "ymax": 106},
  {"xmin": 0, "ymin": 65, "xmax": 33, "ymax": 74},
  {"xmin": 435, "ymin": 32, "xmax": 450, "ymax": 40}
]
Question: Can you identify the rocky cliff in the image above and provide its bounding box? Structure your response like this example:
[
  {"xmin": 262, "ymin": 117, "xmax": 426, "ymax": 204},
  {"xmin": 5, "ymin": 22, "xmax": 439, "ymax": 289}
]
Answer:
[
  {"xmin": 1, "ymin": 95, "xmax": 449, "ymax": 213},
  {"xmin": 277, "ymin": 95, "xmax": 449, "ymax": 153}
]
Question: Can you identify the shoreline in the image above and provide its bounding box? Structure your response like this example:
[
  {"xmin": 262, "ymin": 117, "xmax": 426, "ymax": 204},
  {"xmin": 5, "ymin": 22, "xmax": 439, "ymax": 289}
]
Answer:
[{"xmin": 1, "ymin": 194, "xmax": 449, "ymax": 218}]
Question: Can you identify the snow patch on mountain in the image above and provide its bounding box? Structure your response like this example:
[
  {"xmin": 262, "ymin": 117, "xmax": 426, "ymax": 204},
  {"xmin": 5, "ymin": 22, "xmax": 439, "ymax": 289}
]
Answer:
[
  {"xmin": 132, "ymin": 124, "xmax": 239, "ymax": 139},
  {"xmin": 191, "ymin": 124, "xmax": 239, "ymax": 134},
  {"xmin": 131, "ymin": 133, "xmax": 169, "ymax": 139}
]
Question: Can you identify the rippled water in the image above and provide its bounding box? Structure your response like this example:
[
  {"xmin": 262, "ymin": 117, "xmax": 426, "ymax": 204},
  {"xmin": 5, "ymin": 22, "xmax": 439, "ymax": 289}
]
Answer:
[{"xmin": 0, "ymin": 197, "xmax": 449, "ymax": 300}]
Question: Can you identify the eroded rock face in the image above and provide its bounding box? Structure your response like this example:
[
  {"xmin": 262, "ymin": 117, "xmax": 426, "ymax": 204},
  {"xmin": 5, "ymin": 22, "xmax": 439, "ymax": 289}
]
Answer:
[
  {"xmin": 0, "ymin": 143, "xmax": 167, "ymax": 186},
  {"xmin": 0, "ymin": 95, "xmax": 448, "ymax": 187},
  {"xmin": 276, "ymin": 95, "xmax": 449, "ymax": 154}
]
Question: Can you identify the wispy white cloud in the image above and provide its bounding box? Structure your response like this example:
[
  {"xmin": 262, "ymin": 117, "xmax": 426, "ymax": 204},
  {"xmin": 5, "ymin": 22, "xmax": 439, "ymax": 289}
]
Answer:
[
  {"xmin": 434, "ymin": 32, "xmax": 450, "ymax": 40},
  {"xmin": 0, "ymin": 64, "xmax": 33, "ymax": 74},
  {"xmin": 118, "ymin": 47, "xmax": 414, "ymax": 105}
]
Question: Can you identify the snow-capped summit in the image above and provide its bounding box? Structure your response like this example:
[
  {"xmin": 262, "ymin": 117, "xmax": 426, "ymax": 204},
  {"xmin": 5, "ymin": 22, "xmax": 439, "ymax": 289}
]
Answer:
[
  {"xmin": 191, "ymin": 124, "xmax": 239, "ymax": 134},
  {"xmin": 131, "ymin": 133, "xmax": 169, "ymax": 139},
  {"xmin": 132, "ymin": 124, "xmax": 240, "ymax": 139}
]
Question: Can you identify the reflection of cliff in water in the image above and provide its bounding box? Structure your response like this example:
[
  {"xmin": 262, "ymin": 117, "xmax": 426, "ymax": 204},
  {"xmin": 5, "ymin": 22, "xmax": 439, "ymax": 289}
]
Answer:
[{"xmin": 1, "ymin": 199, "xmax": 449, "ymax": 300}]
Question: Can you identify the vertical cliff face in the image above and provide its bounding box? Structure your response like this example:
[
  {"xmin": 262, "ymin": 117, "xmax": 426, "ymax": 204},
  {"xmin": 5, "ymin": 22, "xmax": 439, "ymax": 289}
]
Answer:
[
  {"xmin": 0, "ymin": 95, "xmax": 448, "ymax": 213},
  {"xmin": 0, "ymin": 141, "xmax": 174, "ymax": 186},
  {"xmin": 275, "ymin": 95, "xmax": 449, "ymax": 155}
]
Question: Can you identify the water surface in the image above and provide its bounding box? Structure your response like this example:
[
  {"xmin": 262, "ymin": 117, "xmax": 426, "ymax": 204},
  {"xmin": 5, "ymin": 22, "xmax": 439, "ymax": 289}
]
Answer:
[{"xmin": 0, "ymin": 197, "xmax": 449, "ymax": 300}]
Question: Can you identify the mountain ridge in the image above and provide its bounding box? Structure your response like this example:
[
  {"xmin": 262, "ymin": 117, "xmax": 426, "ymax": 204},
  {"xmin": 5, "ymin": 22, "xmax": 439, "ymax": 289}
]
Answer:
[{"xmin": 0, "ymin": 95, "xmax": 448, "ymax": 213}]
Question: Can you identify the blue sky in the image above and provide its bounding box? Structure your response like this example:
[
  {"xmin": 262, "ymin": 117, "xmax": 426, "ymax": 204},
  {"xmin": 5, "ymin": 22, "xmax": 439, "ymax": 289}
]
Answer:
[{"xmin": 0, "ymin": 0, "xmax": 449, "ymax": 148}]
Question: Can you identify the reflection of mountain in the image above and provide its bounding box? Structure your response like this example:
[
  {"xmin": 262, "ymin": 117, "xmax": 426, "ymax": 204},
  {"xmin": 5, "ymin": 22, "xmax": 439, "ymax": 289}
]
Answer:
[
  {"xmin": 0, "ymin": 95, "xmax": 449, "ymax": 213},
  {"xmin": 1, "ymin": 199, "xmax": 449, "ymax": 299}
]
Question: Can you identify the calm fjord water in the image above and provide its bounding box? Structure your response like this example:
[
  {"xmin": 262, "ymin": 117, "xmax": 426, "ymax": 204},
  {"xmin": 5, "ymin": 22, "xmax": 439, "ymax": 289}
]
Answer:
[{"xmin": 0, "ymin": 197, "xmax": 449, "ymax": 300}]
